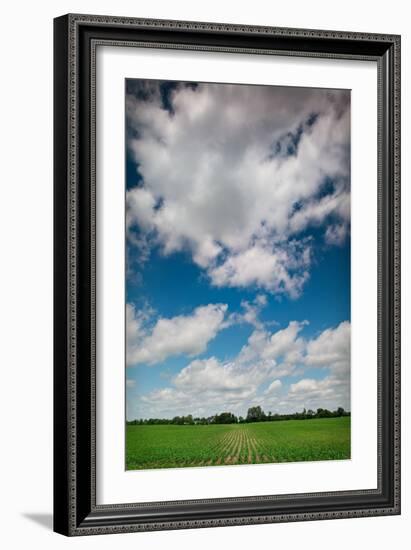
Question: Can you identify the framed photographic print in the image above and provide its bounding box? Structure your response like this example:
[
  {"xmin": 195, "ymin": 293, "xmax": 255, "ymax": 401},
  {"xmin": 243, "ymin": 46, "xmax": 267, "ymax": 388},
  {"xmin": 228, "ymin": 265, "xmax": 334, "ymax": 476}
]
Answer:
[{"xmin": 53, "ymin": 14, "xmax": 401, "ymax": 536}]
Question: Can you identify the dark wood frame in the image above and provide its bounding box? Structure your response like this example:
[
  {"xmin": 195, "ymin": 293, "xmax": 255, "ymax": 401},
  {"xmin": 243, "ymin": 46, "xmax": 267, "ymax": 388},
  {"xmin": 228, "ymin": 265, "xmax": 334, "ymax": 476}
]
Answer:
[{"xmin": 54, "ymin": 13, "xmax": 401, "ymax": 536}]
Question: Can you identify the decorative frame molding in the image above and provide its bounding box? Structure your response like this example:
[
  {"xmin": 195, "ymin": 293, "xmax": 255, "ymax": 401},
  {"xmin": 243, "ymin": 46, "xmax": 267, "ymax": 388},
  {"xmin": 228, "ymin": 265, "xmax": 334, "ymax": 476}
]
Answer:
[{"xmin": 54, "ymin": 13, "xmax": 400, "ymax": 536}]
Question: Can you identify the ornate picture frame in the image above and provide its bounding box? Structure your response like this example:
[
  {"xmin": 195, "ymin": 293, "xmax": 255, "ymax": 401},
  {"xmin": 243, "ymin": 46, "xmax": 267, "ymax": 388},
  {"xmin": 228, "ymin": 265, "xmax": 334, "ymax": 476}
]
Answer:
[{"xmin": 54, "ymin": 14, "xmax": 400, "ymax": 536}]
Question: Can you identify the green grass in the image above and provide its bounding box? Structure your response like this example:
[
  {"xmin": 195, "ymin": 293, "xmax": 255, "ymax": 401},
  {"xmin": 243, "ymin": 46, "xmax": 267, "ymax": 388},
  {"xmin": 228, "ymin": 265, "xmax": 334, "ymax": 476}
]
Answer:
[{"xmin": 126, "ymin": 417, "xmax": 350, "ymax": 470}]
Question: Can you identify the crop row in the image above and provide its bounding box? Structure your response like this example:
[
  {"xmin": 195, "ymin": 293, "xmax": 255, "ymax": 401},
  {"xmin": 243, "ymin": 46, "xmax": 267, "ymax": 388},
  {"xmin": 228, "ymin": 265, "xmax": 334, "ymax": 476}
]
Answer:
[{"xmin": 126, "ymin": 417, "xmax": 351, "ymax": 470}]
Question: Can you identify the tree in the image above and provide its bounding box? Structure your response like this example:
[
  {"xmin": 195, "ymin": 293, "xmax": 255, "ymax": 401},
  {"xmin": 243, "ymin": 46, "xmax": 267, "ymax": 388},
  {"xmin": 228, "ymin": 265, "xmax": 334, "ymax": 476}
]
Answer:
[
  {"xmin": 129, "ymin": 405, "xmax": 350, "ymax": 425},
  {"xmin": 246, "ymin": 406, "xmax": 265, "ymax": 422},
  {"xmin": 316, "ymin": 408, "xmax": 333, "ymax": 418},
  {"xmin": 215, "ymin": 412, "xmax": 237, "ymax": 424}
]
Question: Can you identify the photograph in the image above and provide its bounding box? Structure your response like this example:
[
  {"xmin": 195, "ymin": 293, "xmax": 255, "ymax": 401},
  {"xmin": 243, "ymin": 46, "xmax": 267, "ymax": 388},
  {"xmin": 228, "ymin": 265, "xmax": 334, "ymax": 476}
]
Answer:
[{"xmin": 125, "ymin": 79, "xmax": 352, "ymax": 471}]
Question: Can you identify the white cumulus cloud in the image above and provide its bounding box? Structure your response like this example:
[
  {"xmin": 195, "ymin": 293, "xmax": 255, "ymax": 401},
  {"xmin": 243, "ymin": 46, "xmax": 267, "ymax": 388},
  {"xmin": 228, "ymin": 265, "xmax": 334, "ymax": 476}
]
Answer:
[
  {"xmin": 126, "ymin": 303, "xmax": 228, "ymax": 366},
  {"xmin": 131, "ymin": 319, "xmax": 351, "ymax": 419},
  {"xmin": 208, "ymin": 244, "xmax": 310, "ymax": 298},
  {"xmin": 305, "ymin": 320, "xmax": 350, "ymax": 377},
  {"xmin": 126, "ymin": 81, "xmax": 350, "ymax": 297},
  {"xmin": 264, "ymin": 379, "xmax": 282, "ymax": 395},
  {"xmin": 174, "ymin": 357, "xmax": 262, "ymax": 395}
]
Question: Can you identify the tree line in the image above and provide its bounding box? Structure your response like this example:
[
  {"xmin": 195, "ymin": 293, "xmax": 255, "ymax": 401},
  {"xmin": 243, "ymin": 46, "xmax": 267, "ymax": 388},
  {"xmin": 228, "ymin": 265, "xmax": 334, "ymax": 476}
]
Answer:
[{"xmin": 127, "ymin": 406, "xmax": 350, "ymax": 426}]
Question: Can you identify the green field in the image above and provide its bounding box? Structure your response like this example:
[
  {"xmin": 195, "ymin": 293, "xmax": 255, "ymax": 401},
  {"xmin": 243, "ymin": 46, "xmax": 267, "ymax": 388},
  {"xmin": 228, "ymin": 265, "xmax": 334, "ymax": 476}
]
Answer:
[{"xmin": 126, "ymin": 417, "xmax": 350, "ymax": 470}]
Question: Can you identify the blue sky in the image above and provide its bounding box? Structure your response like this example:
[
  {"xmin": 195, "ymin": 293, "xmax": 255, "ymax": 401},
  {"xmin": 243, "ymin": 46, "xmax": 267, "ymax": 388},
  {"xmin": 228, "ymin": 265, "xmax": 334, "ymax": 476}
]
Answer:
[{"xmin": 125, "ymin": 79, "xmax": 351, "ymax": 420}]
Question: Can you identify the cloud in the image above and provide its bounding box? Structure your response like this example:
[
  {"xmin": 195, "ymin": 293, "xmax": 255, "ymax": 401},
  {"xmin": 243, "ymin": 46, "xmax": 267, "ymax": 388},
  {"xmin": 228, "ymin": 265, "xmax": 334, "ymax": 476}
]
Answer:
[
  {"xmin": 237, "ymin": 321, "xmax": 306, "ymax": 371},
  {"xmin": 126, "ymin": 81, "xmax": 350, "ymax": 297},
  {"xmin": 260, "ymin": 321, "xmax": 306, "ymax": 361},
  {"xmin": 208, "ymin": 243, "xmax": 310, "ymax": 298},
  {"xmin": 126, "ymin": 303, "xmax": 228, "ymax": 366},
  {"xmin": 131, "ymin": 320, "xmax": 351, "ymax": 419},
  {"xmin": 140, "ymin": 387, "xmax": 255, "ymax": 419},
  {"xmin": 290, "ymin": 378, "xmax": 328, "ymax": 394},
  {"xmin": 227, "ymin": 294, "xmax": 268, "ymax": 329},
  {"xmin": 305, "ymin": 321, "xmax": 350, "ymax": 377},
  {"xmin": 174, "ymin": 357, "xmax": 261, "ymax": 395},
  {"xmin": 324, "ymin": 223, "xmax": 349, "ymax": 245},
  {"xmin": 283, "ymin": 376, "xmax": 350, "ymax": 412},
  {"xmin": 136, "ymin": 320, "xmax": 305, "ymax": 417},
  {"xmin": 264, "ymin": 379, "xmax": 282, "ymax": 395}
]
